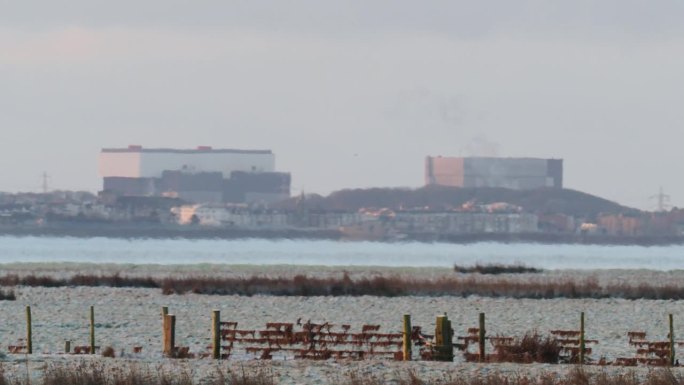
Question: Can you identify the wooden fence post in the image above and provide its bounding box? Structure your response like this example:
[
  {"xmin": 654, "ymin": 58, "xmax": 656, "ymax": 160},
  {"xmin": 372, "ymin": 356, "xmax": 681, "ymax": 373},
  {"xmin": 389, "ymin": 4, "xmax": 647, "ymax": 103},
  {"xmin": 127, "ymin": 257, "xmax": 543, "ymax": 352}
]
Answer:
[
  {"xmin": 435, "ymin": 314, "xmax": 445, "ymax": 358},
  {"xmin": 434, "ymin": 314, "xmax": 453, "ymax": 361},
  {"xmin": 579, "ymin": 312, "xmax": 585, "ymax": 365},
  {"xmin": 163, "ymin": 314, "xmax": 176, "ymax": 357},
  {"xmin": 403, "ymin": 314, "xmax": 412, "ymax": 361},
  {"xmin": 479, "ymin": 312, "xmax": 486, "ymax": 362},
  {"xmin": 445, "ymin": 317, "xmax": 453, "ymax": 361},
  {"xmin": 169, "ymin": 314, "xmax": 176, "ymax": 356},
  {"xmin": 670, "ymin": 314, "xmax": 675, "ymax": 366},
  {"xmin": 161, "ymin": 306, "xmax": 169, "ymax": 354},
  {"xmin": 90, "ymin": 306, "xmax": 95, "ymax": 354},
  {"xmin": 26, "ymin": 306, "xmax": 32, "ymax": 354},
  {"xmin": 212, "ymin": 310, "xmax": 220, "ymax": 360}
]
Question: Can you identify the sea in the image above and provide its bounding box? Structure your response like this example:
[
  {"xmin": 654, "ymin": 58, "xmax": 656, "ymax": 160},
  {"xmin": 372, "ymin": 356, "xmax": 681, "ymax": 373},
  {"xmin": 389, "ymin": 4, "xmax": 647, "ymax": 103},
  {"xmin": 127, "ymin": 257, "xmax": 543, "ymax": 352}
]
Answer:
[{"xmin": 0, "ymin": 235, "xmax": 682, "ymax": 270}]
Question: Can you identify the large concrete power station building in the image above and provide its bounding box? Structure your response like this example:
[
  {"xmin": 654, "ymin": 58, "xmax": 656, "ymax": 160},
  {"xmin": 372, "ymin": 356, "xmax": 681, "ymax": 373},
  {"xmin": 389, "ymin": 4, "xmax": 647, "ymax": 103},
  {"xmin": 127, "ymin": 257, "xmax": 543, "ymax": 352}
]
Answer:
[
  {"xmin": 425, "ymin": 156, "xmax": 563, "ymax": 190},
  {"xmin": 99, "ymin": 146, "xmax": 290, "ymax": 204}
]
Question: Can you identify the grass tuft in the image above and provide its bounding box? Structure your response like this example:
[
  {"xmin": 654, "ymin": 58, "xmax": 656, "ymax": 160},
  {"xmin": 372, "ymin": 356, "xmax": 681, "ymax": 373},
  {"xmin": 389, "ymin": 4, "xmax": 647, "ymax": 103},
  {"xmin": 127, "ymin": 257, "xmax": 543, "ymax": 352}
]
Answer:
[
  {"xmin": 488, "ymin": 332, "xmax": 562, "ymax": 364},
  {"xmin": 0, "ymin": 289, "xmax": 16, "ymax": 301},
  {"xmin": 101, "ymin": 346, "xmax": 115, "ymax": 358}
]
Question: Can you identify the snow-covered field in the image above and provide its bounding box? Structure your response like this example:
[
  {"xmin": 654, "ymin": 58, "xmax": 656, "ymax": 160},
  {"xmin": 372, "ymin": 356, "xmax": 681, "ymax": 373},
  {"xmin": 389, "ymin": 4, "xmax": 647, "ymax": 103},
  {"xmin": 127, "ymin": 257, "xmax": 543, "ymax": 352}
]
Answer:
[{"xmin": 0, "ymin": 264, "xmax": 683, "ymax": 384}]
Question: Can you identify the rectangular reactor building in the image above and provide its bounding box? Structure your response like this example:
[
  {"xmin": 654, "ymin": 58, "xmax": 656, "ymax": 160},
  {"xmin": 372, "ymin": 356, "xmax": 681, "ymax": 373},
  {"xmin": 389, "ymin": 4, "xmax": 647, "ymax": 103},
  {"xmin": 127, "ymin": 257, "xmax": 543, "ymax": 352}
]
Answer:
[
  {"xmin": 425, "ymin": 156, "xmax": 563, "ymax": 190},
  {"xmin": 99, "ymin": 146, "xmax": 289, "ymax": 204},
  {"xmin": 99, "ymin": 146, "xmax": 274, "ymax": 178}
]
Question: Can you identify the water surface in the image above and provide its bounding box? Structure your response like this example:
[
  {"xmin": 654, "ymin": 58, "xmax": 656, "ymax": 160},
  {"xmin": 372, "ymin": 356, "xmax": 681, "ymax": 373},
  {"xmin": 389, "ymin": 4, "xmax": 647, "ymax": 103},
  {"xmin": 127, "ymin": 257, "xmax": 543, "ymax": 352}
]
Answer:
[{"xmin": 0, "ymin": 236, "xmax": 681, "ymax": 270}]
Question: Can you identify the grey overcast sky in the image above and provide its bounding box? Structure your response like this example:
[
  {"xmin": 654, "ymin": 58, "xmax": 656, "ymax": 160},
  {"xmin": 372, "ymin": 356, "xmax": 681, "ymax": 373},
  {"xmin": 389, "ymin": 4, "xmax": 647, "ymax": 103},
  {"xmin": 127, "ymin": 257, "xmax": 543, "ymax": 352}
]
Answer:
[{"xmin": 2, "ymin": 1, "xmax": 684, "ymax": 209}]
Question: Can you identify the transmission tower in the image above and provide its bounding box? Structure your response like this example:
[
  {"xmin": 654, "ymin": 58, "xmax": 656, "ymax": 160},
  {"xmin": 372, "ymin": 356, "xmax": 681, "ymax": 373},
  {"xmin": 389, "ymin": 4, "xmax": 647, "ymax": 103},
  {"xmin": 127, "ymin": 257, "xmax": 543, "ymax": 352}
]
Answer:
[{"xmin": 650, "ymin": 186, "xmax": 670, "ymax": 212}]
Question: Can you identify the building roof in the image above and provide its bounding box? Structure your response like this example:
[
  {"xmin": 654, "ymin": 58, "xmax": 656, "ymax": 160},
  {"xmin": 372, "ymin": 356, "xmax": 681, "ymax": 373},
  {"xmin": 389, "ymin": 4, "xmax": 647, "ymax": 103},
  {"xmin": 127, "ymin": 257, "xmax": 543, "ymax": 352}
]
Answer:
[
  {"xmin": 101, "ymin": 146, "xmax": 272, "ymax": 155},
  {"xmin": 427, "ymin": 156, "xmax": 562, "ymax": 161}
]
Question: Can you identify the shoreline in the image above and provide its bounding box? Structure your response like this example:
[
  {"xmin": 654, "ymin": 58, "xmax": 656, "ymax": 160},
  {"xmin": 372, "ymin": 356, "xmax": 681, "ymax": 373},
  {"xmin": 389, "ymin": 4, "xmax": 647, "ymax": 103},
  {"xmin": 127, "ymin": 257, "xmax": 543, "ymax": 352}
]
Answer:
[{"xmin": 1, "ymin": 225, "xmax": 683, "ymax": 246}]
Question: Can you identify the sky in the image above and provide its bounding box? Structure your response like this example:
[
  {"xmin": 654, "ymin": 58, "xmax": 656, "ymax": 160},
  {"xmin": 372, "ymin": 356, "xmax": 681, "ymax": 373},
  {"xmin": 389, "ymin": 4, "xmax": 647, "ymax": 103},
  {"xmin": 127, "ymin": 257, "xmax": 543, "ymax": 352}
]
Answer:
[{"xmin": 2, "ymin": 1, "xmax": 684, "ymax": 210}]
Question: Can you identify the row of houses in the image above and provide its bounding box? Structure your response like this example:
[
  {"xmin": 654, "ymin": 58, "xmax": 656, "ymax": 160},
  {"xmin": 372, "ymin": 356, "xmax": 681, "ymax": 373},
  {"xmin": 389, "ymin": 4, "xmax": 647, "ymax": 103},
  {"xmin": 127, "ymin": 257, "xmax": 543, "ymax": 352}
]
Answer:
[
  {"xmin": 4, "ymin": 191, "xmax": 684, "ymax": 238},
  {"xmin": 172, "ymin": 204, "xmax": 539, "ymax": 237}
]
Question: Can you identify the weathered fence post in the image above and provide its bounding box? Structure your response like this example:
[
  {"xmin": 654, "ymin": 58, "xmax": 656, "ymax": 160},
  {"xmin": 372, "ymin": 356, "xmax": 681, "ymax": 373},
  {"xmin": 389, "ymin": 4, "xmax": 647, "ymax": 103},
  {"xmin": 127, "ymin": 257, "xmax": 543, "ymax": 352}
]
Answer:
[
  {"xmin": 479, "ymin": 312, "xmax": 486, "ymax": 362},
  {"xmin": 26, "ymin": 306, "xmax": 32, "ymax": 354},
  {"xmin": 65, "ymin": 340, "xmax": 71, "ymax": 354},
  {"xmin": 90, "ymin": 306, "xmax": 95, "ymax": 354},
  {"xmin": 161, "ymin": 306, "xmax": 169, "ymax": 354},
  {"xmin": 163, "ymin": 314, "xmax": 176, "ymax": 357},
  {"xmin": 446, "ymin": 317, "xmax": 453, "ymax": 360},
  {"xmin": 212, "ymin": 310, "xmax": 221, "ymax": 360},
  {"xmin": 434, "ymin": 314, "xmax": 453, "ymax": 361},
  {"xmin": 579, "ymin": 312, "xmax": 585, "ymax": 365},
  {"xmin": 403, "ymin": 314, "xmax": 412, "ymax": 361},
  {"xmin": 435, "ymin": 314, "xmax": 445, "ymax": 359},
  {"xmin": 670, "ymin": 314, "xmax": 675, "ymax": 366},
  {"xmin": 169, "ymin": 314, "xmax": 176, "ymax": 356}
]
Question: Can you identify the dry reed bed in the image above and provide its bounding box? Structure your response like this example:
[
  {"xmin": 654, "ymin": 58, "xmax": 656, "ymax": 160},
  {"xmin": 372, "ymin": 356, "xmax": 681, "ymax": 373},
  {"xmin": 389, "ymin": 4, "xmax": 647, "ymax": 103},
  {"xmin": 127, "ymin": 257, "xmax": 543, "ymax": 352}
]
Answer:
[
  {"xmin": 453, "ymin": 264, "xmax": 542, "ymax": 275},
  {"xmin": 347, "ymin": 368, "xmax": 684, "ymax": 385},
  {"xmin": 478, "ymin": 332, "xmax": 564, "ymax": 364},
  {"xmin": 1, "ymin": 273, "xmax": 684, "ymax": 300},
  {"xmin": 1, "ymin": 362, "xmax": 684, "ymax": 385}
]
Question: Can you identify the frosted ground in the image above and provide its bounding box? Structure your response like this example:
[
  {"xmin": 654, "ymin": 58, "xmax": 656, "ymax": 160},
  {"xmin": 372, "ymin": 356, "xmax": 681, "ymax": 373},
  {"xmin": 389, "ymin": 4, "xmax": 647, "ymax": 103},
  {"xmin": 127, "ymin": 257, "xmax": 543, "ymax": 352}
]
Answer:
[{"xmin": 0, "ymin": 263, "xmax": 683, "ymax": 384}]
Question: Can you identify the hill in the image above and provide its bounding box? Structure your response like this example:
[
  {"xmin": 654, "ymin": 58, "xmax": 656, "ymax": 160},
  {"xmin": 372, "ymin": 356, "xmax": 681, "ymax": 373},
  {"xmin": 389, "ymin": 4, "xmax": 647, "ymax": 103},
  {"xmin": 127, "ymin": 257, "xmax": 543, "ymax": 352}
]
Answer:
[{"xmin": 277, "ymin": 186, "xmax": 638, "ymax": 219}]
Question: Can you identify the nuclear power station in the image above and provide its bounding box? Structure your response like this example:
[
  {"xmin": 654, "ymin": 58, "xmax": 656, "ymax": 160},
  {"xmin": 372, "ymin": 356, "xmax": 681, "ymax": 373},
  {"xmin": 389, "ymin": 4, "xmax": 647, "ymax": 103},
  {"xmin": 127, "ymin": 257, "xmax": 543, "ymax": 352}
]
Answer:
[
  {"xmin": 99, "ymin": 145, "xmax": 290, "ymax": 204},
  {"xmin": 425, "ymin": 156, "xmax": 563, "ymax": 190}
]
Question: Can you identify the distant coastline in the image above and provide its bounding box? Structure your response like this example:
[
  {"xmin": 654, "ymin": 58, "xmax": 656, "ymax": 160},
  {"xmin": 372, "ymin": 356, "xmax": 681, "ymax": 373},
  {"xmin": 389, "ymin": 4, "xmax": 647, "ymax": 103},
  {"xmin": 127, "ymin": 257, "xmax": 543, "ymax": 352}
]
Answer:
[
  {"xmin": 1, "ymin": 223, "xmax": 683, "ymax": 246},
  {"xmin": 0, "ymin": 224, "xmax": 339, "ymax": 241}
]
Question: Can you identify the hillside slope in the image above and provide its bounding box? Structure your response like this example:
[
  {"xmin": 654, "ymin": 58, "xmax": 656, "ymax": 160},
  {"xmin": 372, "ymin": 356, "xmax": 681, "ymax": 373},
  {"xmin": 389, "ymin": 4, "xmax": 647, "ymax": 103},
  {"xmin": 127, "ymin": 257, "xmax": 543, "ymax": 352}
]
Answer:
[{"xmin": 278, "ymin": 186, "xmax": 637, "ymax": 219}]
